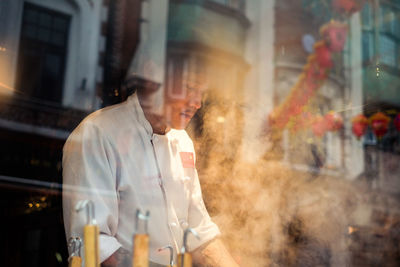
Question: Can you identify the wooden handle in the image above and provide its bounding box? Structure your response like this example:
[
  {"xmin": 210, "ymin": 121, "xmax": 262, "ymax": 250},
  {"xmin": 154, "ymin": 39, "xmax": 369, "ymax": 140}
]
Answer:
[
  {"xmin": 84, "ymin": 225, "xmax": 100, "ymax": 267},
  {"xmin": 177, "ymin": 253, "xmax": 192, "ymax": 267},
  {"xmin": 132, "ymin": 234, "xmax": 149, "ymax": 267},
  {"xmin": 69, "ymin": 256, "xmax": 82, "ymax": 267}
]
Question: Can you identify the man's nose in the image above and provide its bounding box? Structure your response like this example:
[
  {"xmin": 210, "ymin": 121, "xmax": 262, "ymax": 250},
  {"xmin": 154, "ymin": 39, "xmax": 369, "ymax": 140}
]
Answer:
[{"xmin": 187, "ymin": 90, "xmax": 202, "ymax": 110}]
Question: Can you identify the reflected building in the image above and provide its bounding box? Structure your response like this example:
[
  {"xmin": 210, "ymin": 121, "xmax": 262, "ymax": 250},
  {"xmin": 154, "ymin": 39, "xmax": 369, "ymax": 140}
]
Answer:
[
  {"xmin": 166, "ymin": 0, "xmax": 250, "ymax": 166},
  {"xmin": 273, "ymin": 0, "xmax": 364, "ymax": 179},
  {"xmin": 0, "ymin": 0, "xmax": 251, "ymax": 265},
  {"xmin": 269, "ymin": 0, "xmax": 400, "ymax": 266},
  {"xmin": 0, "ymin": 0, "xmax": 142, "ymax": 266},
  {"xmin": 272, "ymin": 0, "xmax": 399, "ymax": 190},
  {"xmin": 360, "ymin": 1, "xmax": 400, "ymax": 193},
  {"xmin": 0, "ymin": 0, "xmax": 400, "ymax": 266}
]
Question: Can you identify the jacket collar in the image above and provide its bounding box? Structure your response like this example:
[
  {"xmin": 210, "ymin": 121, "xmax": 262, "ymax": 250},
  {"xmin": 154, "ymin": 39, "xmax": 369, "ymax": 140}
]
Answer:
[{"xmin": 127, "ymin": 93, "xmax": 154, "ymax": 137}]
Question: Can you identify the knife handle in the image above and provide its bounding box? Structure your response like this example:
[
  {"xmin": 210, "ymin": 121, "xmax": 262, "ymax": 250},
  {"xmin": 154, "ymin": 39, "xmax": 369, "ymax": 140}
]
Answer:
[
  {"xmin": 68, "ymin": 256, "xmax": 82, "ymax": 267},
  {"xmin": 83, "ymin": 225, "xmax": 99, "ymax": 267},
  {"xmin": 133, "ymin": 234, "xmax": 149, "ymax": 267},
  {"xmin": 177, "ymin": 253, "xmax": 192, "ymax": 267}
]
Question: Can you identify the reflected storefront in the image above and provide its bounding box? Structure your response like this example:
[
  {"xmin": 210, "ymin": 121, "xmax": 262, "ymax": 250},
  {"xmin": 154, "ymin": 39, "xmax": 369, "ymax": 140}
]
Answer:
[{"xmin": 0, "ymin": 0, "xmax": 400, "ymax": 266}]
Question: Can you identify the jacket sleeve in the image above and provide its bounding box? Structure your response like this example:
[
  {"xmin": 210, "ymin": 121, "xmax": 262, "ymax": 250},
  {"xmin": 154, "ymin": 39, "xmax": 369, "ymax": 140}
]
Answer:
[
  {"xmin": 62, "ymin": 121, "xmax": 121, "ymax": 263},
  {"xmin": 186, "ymin": 167, "xmax": 221, "ymax": 252}
]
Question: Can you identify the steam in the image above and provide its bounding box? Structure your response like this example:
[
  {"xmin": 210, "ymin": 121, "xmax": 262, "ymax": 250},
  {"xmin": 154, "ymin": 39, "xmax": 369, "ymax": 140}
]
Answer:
[
  {"xmin": 178, "ymin": 12, "xmax": 400, "ymax": 267},
  {"xmin": 187, "ymin": 97, "xmax": 398, "ymax": 266}
]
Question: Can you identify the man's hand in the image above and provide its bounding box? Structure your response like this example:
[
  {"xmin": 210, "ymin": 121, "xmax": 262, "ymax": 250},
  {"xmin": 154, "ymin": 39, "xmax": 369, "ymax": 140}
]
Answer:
[
  {"xmin": 101, "ymin": 247, "xmax": 131, "ymax": 267},
  {"xmin": 192, "ymin": 238, "xmax": 240, "ymax": 267}
]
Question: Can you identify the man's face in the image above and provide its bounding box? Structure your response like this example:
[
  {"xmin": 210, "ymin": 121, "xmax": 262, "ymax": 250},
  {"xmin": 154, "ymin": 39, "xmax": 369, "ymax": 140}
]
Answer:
[{"xmin": 167, "ymin": 86, "xmax": 203, "ymax": 130}]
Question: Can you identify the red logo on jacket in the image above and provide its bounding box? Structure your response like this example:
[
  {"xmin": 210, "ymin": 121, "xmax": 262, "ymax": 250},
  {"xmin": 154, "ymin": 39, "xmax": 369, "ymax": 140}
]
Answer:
[{"xmin": 180, "ymin": 152, "xmax": 195, "ymax": 168}]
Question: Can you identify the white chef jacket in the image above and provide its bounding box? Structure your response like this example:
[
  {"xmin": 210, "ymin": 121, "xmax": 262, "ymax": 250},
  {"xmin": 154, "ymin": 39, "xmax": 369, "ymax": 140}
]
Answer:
[{"xmin": 62, "ymin": 93, "xmax": 220, "ymax": 265}]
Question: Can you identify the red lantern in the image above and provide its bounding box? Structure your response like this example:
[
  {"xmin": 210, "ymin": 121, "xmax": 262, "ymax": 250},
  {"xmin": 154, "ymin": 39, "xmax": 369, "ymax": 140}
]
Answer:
[
  {"xmin": 269, "ymin": 108, "xmax": 289, "ymax": 129},
  {"xmin": 394, "ymin": 114, "xmax": 400, "ymax": 132},
  {"xmin": 287, "ymin": 82, "xmax": 317, "ymax": 118},
  {"xmin": 287, "ymin": 85, "xmax": 305, "ymax": 117},
  {"xmin": 324, "ymin": 111, "xmax": 343, "ymax": 131},
  {"xmin": 352, "ymin": 114, "xmax": 368, "ymax": 139},
  {"xmin": 287, "ymin": 101, "xmax": 303, "ymax": 117},
  {"xmin": 369, "ymin": 112, "xmax": 390, "ymax": 139},
  {"xmin": 292, "ymin": 112, "xmax": 313, "ymax": 132},
  {"xmin": 312, "ymin": 115, "xmax": 327, "ymax": 137},
  {"xmin": 307, "ymin": 56, "xmax": 329, "ymax": 79},
  {"xmin": 304, "ymin": 63, "xmax": 325, "ymax": 94},
  {"xmin": 333, "ymin": 0, "xmax": 365, "ymax": 15},
  {"xmin": 314, "ymin": 41, "xmax": 334, "ymax": 69},
  {"xmin": 304, "ymin": 57, "xmax": 328, "ymax": 80},
  {"xmin": 320, "ymin": 21, "xmax": 348, "ymax": 53}
]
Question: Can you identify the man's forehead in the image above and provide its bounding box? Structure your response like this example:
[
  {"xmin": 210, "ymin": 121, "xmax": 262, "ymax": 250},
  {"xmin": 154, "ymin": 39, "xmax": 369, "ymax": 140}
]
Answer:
[
  {"xmin": 186, "ymin": 75, "xmax": 208, "ymax": 94},
  {"xmin": 187, "ymin": 70, "xmax": 208, "ymax": 85}
]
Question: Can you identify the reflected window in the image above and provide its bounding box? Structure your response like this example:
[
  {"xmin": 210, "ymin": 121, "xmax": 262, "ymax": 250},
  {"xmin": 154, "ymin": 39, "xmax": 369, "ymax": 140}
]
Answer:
[
  {"xmin": 380, "ymin": 4, "xmax": 400, "ymax": 37},
  {"xmin": 208, "ymin": 0, "xmax": 245, "ymax": 11},
  {"xmin": 167, "ymin": 56, "xmax": 188, "ymax": 99},
  {"xmin": 16, "ymin": 3, "xmax": 70, "ymax": 103},
  {"xmin": 362, "ymin": 2, "xmax": 373, "ymax": 28},
  {"xmin": 380, "ymin": 34, "xmax": 397, "ymax": 67},
  {"xmin": 362, "ymin": 32, "xmax": 374, "ymax": 64},
  {"xmin": 362, "ymin": 2, "xmax": 400, "ymax": 69},
  {"xmin": 379, "ymin": 4, "xmax": 400, "ymax": 68}
]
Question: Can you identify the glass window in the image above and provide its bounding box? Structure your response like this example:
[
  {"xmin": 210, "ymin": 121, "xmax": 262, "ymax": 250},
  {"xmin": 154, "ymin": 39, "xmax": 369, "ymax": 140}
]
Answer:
[
  {"xmin": 50, "ymin": 32, "xmax": 64, "ymax": 46},
  {"xmin": 167, "ymin": 56, "xmax": 188, "ymax": 99},
  {"xmin": 380, "ymin": 4, "xmax": 400, "ymax": 38},
  {"xmin": 362, "ymin": 31, "xmax": 374, "ymax": 63},
  {"xmin": 380, "ymin": 34, "xmax": 397, "ymax": 67},
  {"xmin": 394, "ymin": 13, "xmax": 400, "ymax": 38},
  {"xmin": 208, "ymin": 0, "xmax": 245, "ymax": 11},
  {"xmin": 24, "ymin": 8, "xmax": 38, "ymax": 24},
  {"xmin": 39, "ymin": 12, "xmax": 51, "ymax": 27},
  {"xmin": 53, "ymin": 17, "xmax": 68, "ymax": 32},
  {"xmin": 362, "ymin": 2, "xmax": 372, "ymax": 28},
  {"xmin": 212, "ymin": 0, "xmax": 227, "ymax": 5},
  {"xmin": 37, "ymin": 28, "xmax": 50, "ymax": 42},
  {"xmin": 16, "ymin": 3, "xmax": 71, "ymax": 103},
  {"xmin": 23, "ymin": 24, "xmax": 37, "ymax": 39}
]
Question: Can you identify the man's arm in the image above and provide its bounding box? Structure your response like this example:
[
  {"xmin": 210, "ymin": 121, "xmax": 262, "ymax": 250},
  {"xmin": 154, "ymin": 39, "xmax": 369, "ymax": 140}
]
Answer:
[
  {"xmin": 192, "ymin": 238, "xmax": 239, "ymax": 267},
  {"xmin": 63, "ymin": 122, "xmax": 122, "ymax": 262},
  {"xmin": 101, "ymin": 248, "xmax": 131, "ymax": 267}
]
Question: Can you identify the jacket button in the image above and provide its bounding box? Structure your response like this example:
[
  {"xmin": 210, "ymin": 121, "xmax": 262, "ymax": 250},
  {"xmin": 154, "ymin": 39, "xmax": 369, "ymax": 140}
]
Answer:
[{"xmin": 179, "ymin": 220, "xmax": 188, "ymax": 229}]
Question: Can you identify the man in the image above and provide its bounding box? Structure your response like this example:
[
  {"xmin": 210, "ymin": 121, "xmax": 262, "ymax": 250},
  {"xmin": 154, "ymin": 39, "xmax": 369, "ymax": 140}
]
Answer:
[{"xmin": 62, "ymin": 80, "xmax": 239, "ymax": 267}]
